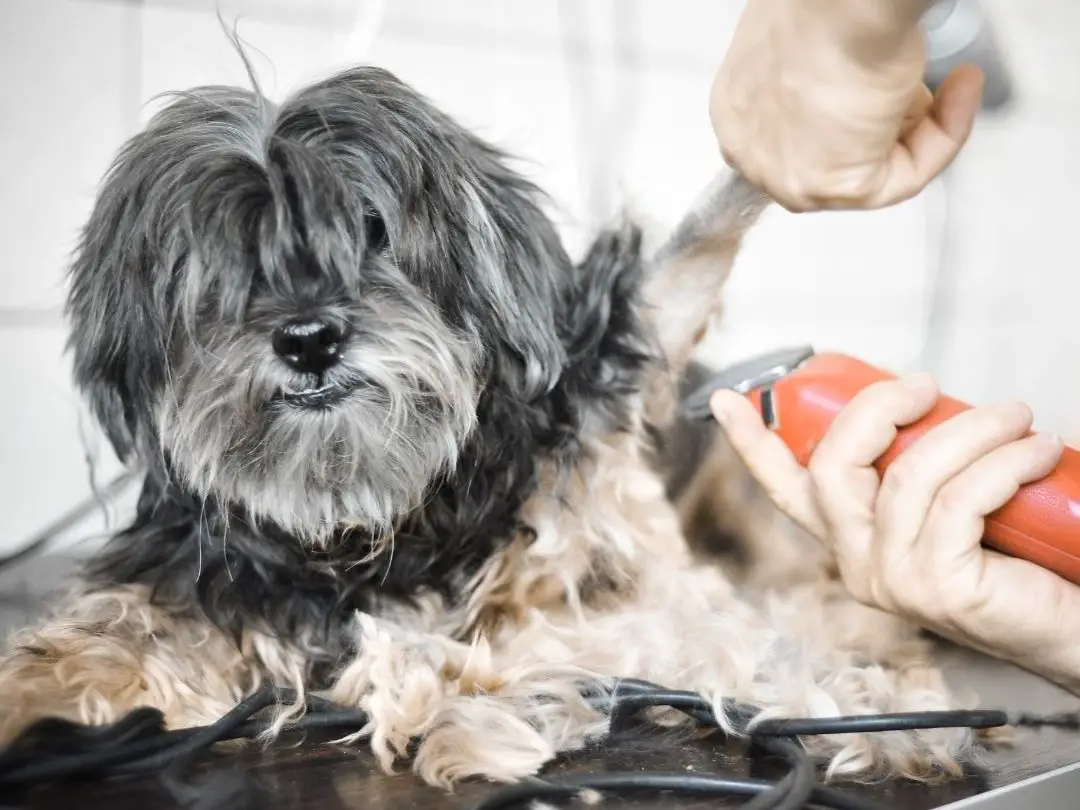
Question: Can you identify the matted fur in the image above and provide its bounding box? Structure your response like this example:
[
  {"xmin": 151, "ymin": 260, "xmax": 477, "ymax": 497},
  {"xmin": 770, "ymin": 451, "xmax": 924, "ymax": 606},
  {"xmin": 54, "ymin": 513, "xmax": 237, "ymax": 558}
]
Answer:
[{"xmin": 0, "ymin": 59, "xmax": 993, "ymax": 789}]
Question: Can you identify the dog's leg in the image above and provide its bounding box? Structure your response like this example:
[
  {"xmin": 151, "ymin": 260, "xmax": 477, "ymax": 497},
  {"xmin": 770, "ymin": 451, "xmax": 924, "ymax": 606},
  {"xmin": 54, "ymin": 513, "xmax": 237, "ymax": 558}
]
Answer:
[
  {"xmin": 642, "ymin": 174, "xmax": 769, "ymax": 385},
  {"xmin": 0, "ymin": 584, "xmax": 274, "ymax": 744},
  {"xmin": 641, "ymin": 183, "xmax": 836, "ymax": 596}
]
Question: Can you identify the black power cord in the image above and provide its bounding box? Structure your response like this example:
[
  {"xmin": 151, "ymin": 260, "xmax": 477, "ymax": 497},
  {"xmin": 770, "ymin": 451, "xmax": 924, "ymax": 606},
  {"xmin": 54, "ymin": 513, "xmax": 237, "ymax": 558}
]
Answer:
[{"xmin": 3, "ymin": 679, "xmax": 1079, "ymax": 809}]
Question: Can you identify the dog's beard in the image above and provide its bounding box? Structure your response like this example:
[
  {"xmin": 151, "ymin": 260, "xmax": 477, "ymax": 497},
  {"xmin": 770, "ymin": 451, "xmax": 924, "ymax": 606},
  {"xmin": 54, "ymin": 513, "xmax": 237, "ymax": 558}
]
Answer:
[{"xmin": 159, "ymin": 287, "xmax": 482, "ymax": 543}]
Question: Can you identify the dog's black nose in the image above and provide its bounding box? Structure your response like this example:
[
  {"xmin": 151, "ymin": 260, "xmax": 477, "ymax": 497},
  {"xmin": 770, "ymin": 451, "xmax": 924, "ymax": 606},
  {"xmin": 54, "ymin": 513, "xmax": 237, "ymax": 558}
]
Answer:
[{"xmin": 272, "ymin": 319, "xmax": 345, "ymax": 374}]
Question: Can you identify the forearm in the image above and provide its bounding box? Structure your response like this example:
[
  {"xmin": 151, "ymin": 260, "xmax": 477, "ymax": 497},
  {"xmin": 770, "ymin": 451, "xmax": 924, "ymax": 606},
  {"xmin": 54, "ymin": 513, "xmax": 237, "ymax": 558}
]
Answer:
[
  {"xmin": 801, "ymin": 0, "xmax": 930, "ymax": 35},
  {"xmin": 998, "ymin": 640, "xmax": 1080, "ymax": 698},
  {"xmin": 831, "ymin": 0, "xmax": 931, "ymax": 35},
  {"xmin": 742, "ymin": 0, "xmax": 931, "ymax": 58}
]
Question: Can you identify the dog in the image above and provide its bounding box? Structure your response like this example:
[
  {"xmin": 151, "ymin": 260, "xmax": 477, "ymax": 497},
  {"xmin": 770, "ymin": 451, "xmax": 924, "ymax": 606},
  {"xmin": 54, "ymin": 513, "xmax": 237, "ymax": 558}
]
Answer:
[{"xmin": 0, "ymin": 60, "xmax": 985, "ymax": 788}]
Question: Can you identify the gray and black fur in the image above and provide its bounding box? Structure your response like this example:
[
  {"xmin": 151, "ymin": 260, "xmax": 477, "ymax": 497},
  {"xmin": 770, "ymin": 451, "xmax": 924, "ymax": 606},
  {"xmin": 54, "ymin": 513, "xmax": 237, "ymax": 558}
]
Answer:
[{"xmin": 69, "ymin": 65, "xmax": 656, "ymax": 681}]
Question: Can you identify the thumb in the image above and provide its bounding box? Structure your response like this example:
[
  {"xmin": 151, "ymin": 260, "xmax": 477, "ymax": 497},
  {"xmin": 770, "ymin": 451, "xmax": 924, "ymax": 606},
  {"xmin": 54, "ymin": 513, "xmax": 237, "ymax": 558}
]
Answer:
[
  {"xmin": 709, "ymin": 390, "xmax": 827, "ymax": 539},
  {"xmin": 874, "ymin": 64, "xmax": 985, "ymax": 207}
]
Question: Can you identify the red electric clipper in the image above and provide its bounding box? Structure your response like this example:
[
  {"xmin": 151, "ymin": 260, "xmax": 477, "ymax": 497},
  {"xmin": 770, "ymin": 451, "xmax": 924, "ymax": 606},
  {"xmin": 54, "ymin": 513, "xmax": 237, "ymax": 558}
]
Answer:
[{"xmin": 681, "ymin": 346, "xmax": 1080, "ymax": 585}]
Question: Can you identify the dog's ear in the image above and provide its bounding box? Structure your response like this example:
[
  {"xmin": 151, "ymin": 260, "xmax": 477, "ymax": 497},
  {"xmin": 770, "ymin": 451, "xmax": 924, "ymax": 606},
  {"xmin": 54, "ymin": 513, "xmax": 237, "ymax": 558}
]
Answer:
[
  {"xmin": 66, "ymin": 86, "xmax": 268, "ymax": 463},
  {"xmin": 66, "ymin": 138, "xmax": 172, "ymax": 463},
  {"xmin": 454, "ymin": 178, "xmax": 573, "ymax": 399}
]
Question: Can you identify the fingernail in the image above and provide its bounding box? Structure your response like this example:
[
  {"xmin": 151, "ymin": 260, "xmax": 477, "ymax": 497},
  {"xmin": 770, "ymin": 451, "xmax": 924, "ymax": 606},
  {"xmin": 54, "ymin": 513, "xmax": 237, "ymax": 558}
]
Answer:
[
  {"xmin": 709, "ymin": 391, "xmax": 731, "ymax": 422},
  {"xmin": 1034, "ymin": 432, "xmax": 1065, "ymax": 452},
  {"xmin": 902, "ymin": 372, "xmax": 936, "ymax": 393},
  {"xmin": 997, "ymin": 400, "xmax": 1033, "ymax": 422}
]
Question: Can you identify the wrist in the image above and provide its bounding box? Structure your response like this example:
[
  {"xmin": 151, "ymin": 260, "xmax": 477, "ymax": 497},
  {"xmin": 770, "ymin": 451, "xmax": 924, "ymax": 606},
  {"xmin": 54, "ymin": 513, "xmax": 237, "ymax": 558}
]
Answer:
[
  {"xmin": 1011, "ymin": 648, "xmax": 1080, "ymax": 697},
  {"xmin": 1027, "ymin": 583, "xmax": 1080, "ymax": 695},
  {"xmin": 992, "ymin": 577, "xmax": 1080, "ymax": 696},
  {"xmin": 795, "ymin": 0, "xmax": 931, "ymax": 62}
]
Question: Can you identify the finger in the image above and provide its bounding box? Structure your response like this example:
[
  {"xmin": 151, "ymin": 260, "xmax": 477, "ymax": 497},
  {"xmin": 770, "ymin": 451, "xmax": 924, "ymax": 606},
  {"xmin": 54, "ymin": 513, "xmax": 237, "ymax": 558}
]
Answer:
[
  {"xmin": 809, "ymin": 374, "xmax": 941, "ymax": 536},
  {"xmin": 918, "ymin": 432, "xmax": 1065, "ymax": 570},
  {"xmin": 709, "ymin": 389, "xmax": 826, "ymax": 538},
  {"xmin": 899, "ymin": 83, "xmax": 935, "ymax": 138},
  {"xmin": 875, "ymin": 401, "xmax": 1035, "ymax": 573},
  {"xmin": 804, "ymin": 375, "xmax": 940, "ymax": 593},
  {"xmin": 873, "ymin": 64, "xmax": 985, "ymax": 207}
]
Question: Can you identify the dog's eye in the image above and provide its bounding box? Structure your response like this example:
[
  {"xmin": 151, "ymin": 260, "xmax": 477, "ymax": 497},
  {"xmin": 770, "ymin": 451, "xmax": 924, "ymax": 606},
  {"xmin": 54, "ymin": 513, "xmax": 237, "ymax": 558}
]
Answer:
[{"xmin": 365, "ymin": 210, "xmax": 388, "ymax": 254}]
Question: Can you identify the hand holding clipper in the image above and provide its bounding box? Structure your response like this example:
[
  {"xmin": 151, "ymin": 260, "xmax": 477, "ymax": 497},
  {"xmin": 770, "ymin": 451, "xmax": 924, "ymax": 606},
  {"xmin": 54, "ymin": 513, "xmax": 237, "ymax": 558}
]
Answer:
[{"xmin": 683, "ymin": 346, "xmax": 1080, "ymax": 586}]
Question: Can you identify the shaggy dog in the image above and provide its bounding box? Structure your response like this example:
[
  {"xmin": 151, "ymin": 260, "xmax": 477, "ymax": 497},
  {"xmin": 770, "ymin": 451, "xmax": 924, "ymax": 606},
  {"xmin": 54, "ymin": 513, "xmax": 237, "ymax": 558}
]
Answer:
[{"xmin": 0, "ymin": 62, "xmax": 979, "ymax": 788}]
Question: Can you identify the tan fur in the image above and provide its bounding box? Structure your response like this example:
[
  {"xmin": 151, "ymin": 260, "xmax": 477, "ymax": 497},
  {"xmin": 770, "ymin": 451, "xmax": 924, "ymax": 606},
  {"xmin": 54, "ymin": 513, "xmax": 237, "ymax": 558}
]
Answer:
[
  {"xmin": 0, "ymin": 585, "xmax": 247, "ymax": 743},
  {"xmin": 0, "ymin": 173, "xmax": 989, "ymax": 790},
  {"xmin": 0, "ymin": 584, "xmax": 311, "ymax": 746},
  {"xmin": 323, "ymin": 417, "xmax": 981, "ymax": 788}
]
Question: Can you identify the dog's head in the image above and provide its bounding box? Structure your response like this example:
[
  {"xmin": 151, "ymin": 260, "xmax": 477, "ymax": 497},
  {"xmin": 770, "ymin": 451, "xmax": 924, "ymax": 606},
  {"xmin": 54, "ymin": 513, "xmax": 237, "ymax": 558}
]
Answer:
[{"xmin": 67, "ymin": 67, "xmax": 580, "ymax": 542}]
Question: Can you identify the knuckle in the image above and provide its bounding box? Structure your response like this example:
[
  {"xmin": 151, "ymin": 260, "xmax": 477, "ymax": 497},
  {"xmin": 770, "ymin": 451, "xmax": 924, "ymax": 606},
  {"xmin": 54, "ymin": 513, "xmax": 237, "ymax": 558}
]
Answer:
[
  {"xmin": 848, "ymin": 379, "xmax": 908, "ymax": 416},
  {"xmin": 807, "ymin": 176, "xmax": 877, "ymax": 210},
  {"xmin": 779, "ymin": 199, "xmax": 811, "ymax": 215},
  {"xmin": 932, "ymin": 479, "xmax": 970, "ymax": 517},
  {"xmin": 879, "ymin": 457, "xmax": 919, "ymax": 500},
  {"xmin": 780, "ymin": 184, "xmax": 813, "ymax": 214},
  {"xmin": 718, "ymin": 142, "xmax": 742, "ymax": 169},
  {"xmin": 876, "ymin": 376, "xmax": 931, "ymax": 404},
  {"xmin": 877, "ymin": 186, "xmax": 918, "ymax": 208}
]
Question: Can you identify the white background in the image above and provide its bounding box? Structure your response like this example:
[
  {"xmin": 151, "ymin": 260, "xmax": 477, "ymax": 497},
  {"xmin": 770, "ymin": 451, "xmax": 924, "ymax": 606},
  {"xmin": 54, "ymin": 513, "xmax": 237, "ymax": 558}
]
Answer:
[{"xmin": 1, "ymin": 0, "xmax": 1079, "ymax": 555}]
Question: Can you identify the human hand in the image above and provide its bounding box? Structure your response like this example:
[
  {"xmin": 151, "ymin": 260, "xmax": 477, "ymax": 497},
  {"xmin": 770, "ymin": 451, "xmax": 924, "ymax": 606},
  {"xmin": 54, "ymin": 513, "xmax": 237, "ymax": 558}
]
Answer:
[
  {"xmin": 709, "ymin": 0, "xmax": 985, "ymax": 212},
  {"xmin": 709, "ymin": 375, "xmax": 1080, "ymax": 692}
]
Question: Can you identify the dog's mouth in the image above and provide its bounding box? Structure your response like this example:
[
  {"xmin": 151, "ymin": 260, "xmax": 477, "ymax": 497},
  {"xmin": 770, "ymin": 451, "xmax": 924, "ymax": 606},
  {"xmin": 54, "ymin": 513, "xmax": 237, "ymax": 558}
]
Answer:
[{"xmin": 271, "ymin": 378, "xmax": 361, "ymax": 410}]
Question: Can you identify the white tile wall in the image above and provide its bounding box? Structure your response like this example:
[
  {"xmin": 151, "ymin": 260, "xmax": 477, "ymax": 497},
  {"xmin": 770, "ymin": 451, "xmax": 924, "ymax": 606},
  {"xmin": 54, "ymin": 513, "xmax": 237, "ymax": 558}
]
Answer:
[
  {"xmin": 0, "ymin": 0, "xmax": 136, "ymax": 555},
  {"xmin": 0, "ymin": 0, "xmax": 1078, "ymax": 555},
  {"xmin": 700, "ymin": 194, "xmax": 941, "ymax": 373},
  {"xmin": 0, "ymin": 324, "xmax": 125, "ymax": 551},
  {"xmin": 927, "ymin": 111, "xmax": 1080, "ymax": 434},
  {"xmin": 140, "ymin": 3, "xmax": 349, "ymax": 117},
  {"xmin": 0, "ymin": 0, "xmax": 135, "ymax": 312}
]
